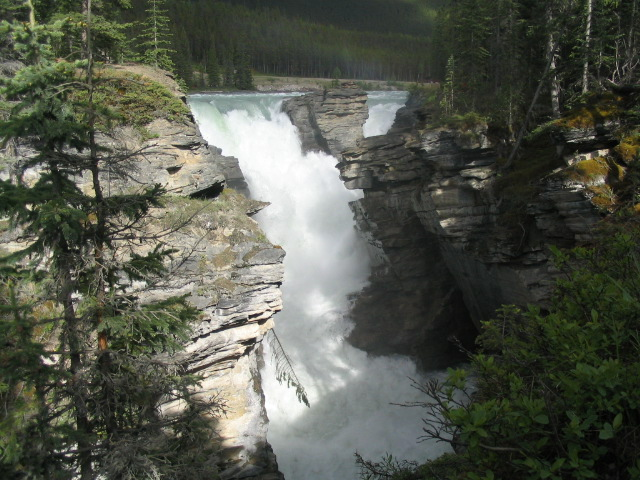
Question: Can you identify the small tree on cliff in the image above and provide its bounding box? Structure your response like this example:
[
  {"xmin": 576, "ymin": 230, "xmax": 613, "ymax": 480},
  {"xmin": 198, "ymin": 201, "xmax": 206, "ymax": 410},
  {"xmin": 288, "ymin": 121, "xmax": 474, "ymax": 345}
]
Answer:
[
  {"xmin": 0, "ymin": 5, "xmax": 219, "ymax": 478},
  {"xmin": 136, "ymin": 0, "xmax": 175, "ymax": 71}
]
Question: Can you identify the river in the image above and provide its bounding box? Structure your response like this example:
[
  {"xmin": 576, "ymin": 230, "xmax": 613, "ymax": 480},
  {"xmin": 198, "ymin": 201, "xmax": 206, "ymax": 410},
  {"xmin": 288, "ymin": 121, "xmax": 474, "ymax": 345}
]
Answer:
[{"xmin": 189, "ymin": 91, "xmax": 449, "ymax": 480}]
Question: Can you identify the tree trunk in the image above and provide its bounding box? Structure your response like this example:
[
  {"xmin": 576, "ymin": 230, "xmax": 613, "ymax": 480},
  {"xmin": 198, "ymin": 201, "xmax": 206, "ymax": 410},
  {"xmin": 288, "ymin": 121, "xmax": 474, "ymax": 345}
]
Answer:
[
  {"xmin": 24, "ymin": 0, "xmax": 35, "ymax": 26},
  {"xmin": 547, "ymin": 8, "xmax": 561, "ymax": 117},
  {"xmin": 582, "ymin": 0, "xmax": 593, "ymax": 94}
]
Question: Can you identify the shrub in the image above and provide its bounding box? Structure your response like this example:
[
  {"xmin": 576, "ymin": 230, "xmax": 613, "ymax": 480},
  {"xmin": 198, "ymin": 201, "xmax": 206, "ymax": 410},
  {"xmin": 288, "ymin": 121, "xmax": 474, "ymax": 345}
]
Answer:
[{"xmin": 415, "ymin": 229, "xmax": 640, "ymax": 479}]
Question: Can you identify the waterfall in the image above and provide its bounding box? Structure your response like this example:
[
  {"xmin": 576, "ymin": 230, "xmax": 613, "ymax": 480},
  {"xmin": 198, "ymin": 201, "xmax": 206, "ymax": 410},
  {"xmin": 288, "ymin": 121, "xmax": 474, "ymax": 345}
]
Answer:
[
  {"xmin": 189, "ymin": 92, "xmax": 449, "ymax": 480},
  {"xmin": 363, "ymin": 91, "xmax": 408, "ymax": 137}
]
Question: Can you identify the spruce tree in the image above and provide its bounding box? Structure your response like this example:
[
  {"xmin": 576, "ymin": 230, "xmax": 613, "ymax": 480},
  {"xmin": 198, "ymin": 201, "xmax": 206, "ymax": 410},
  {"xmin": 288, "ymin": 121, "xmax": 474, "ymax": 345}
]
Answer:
[
  {"xmin": 0, "ymin": 4, "xmax": 219, "ymax": 478},
  {"xmin": 207, "ymin": 43, "xmax": 221, "ymax": 89},
  {"xmin": 234, "ymin": 47, "xmax": 254, "ymax": 90},
  {"xmin": 136, "ymin": 0, "xmax": 175, "ymax": 71},
  {"xmin": 222, "ymin": 53, "xmax": 234, "ymax": 88}
]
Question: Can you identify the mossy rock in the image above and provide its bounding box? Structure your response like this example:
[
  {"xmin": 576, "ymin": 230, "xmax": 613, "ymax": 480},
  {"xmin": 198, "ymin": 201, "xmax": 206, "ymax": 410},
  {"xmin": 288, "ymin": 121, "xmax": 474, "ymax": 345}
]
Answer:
[
  {"xmin": 73, "ymin": 67, "xmax": 190, "ymax": 129},
  {"xmin": 556, "ymin": 93, "xmax": 624, "ymax": 130},
  {"xmin": 212, "ymin": 247, "xmax": 236, "ymax": 269},
  {"xmin": 614, "ymin": 133, "xmax": 640, "ymax": 163},
  {"xmin": 439, "ymin": 111, "xmax": 488, "ymax": 131},
  {"xmin": 566, "ymin": 156, "xmax": 625, "ymax": 185}
]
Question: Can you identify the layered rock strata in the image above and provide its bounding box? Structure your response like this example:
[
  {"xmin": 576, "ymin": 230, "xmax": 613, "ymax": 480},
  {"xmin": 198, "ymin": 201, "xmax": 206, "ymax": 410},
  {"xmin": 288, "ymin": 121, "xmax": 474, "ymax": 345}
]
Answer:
[
  {"xmin": 99, "ymin": 79, "xmax": 284, "ymax": 480},
  {"xmin": 285, "ymin": 88, "xmax": 606, "ymax": 369},
  {"xmin": 340, "ymin": 98, "xmax": 605, "ymax": 334},
  {"xmin": 282, "ymin": 85, "xmax": 368, "ymax": 158},
  {"xmin": 284, "ymin": 89, "xmax": 476, "ymax": 368},
  {"xmin": 1, "ymin": 67, "xmax": 283, "ymax": 480}
]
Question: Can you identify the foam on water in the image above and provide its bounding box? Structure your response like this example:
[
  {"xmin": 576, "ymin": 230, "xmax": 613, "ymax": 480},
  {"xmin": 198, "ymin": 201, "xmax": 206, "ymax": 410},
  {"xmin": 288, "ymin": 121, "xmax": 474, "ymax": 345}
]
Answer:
[
  {"xmin": 189, "ymin": 92, "xmax": 449, "ymax": 480},
  {"xmin": 364, "ymin": 91, "xmax": 409, "ymax": 137}
]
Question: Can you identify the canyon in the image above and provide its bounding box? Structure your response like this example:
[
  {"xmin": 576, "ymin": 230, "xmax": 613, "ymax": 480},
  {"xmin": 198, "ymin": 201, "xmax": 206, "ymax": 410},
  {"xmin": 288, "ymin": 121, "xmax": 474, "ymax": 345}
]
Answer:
[
  {"xmin": 282, "ymin": 86, "xmax": 608, "ymax": 370},
  {"xmin": 2, "ymin": 67, "xmax": 617, "ymax": 478}
]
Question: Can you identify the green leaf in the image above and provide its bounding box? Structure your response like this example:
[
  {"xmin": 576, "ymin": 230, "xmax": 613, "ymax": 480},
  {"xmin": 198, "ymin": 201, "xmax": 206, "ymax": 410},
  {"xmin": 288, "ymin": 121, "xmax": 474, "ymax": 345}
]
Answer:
[
  {"xmin": 533, "ymin": 414, "xmax": 549, "ymax": 425},
  {"xmin": 599, "ymin": 423, "xmax": 614, "ymax": 440},
  {"xmin": 613, "ymin": 413, "xmax": 623, "ymax": 430}
]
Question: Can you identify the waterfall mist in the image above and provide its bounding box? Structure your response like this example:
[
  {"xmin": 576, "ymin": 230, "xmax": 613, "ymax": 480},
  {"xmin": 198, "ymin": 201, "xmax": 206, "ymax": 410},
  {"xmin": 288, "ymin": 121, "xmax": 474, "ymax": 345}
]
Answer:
[{"xmin": 189, "ymin": 92, "xmax": 449, "ymax": 480}]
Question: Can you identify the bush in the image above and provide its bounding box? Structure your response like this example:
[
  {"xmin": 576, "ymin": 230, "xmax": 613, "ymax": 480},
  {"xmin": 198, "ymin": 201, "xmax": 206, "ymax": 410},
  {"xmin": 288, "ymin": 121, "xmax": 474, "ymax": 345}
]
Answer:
[{"xmin": 414, "ymin": 229, "xmax": 640, "ymax": 479}]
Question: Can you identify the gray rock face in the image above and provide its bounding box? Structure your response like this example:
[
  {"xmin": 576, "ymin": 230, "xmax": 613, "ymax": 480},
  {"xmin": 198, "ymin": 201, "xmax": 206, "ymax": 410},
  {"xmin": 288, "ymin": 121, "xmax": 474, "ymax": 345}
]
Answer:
[
  {"xmin": 110, "ymin": 118, "xmax": 282, "ymax": 479},
  {"xmin": 144, "ymin": 192, "xmax": 285, "ymax": 480},
  {"xmin": 339, "ymin": 130, "xmax": 477, "ymax": 367},
  {"xmin": 79, "ymin": 118, "xmax": 249, "ymax": 199},
  {"xmin": 338, "ymin": 100, "xmax": 604, "ymax": 334},
  {"xmin": 1, "ymin": 67, "xmax": 282, "ymax": 480},
  {"xmin": 286, "ymin": 90, "xmax": 606, "ymax": 369},
  {"xmin": 282, "ymin": 87, "xmax": 369, "ymax": 158}
]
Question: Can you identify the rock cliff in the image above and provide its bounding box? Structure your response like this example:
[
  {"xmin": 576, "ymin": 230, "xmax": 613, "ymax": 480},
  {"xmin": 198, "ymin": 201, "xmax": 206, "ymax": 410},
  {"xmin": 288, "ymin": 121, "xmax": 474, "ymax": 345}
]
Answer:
[
  {"xmin": 98, "ymin": 73, "xmax": 285, "ymax": 480},
  {"xmin": 285, "ymin": 88, "xmax": 611, "ymax": 369},
  {"xmin": 1, "ymin": 66, "xmax": 284, "ymax": 480},
  {"xmin": 282, "ymin": 85, "xmax": 368, "ymax": 158}
]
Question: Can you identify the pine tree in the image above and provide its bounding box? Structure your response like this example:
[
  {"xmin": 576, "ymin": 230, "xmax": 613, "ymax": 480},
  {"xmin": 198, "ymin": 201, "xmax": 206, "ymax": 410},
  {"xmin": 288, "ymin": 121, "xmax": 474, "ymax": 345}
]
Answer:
[
  {"xmin": 440, "ymin": 55, "xmax": 455, "ymax": 116},
  {"xmin": 0, "ymin": 4, "xmax": 219, "ymax": 477},
  {"xmin": 136, "ymin": 0, "xmax": 175, "ymax": 71},
  {"xmin": 234, "ymin": 47, "xmax": 254, "ymax": 90},
  {"xmin": 222, "ymin": 52, "xmax": 235, "ymax": 88},
  {"xmin": 207, "ymin": 43, "xmax": 222, "ymax": 88}
]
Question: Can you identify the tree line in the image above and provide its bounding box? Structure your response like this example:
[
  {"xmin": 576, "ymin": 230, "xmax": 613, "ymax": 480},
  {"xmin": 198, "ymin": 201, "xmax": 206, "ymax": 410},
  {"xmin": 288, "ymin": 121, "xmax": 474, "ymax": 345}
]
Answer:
[
  {"xmin": 120, "ymin": 0, "xmax": 435, "ymax": 87},
  {"xmin": 432, "ymin": 0, "xmax": 639, "ymax": 135}
]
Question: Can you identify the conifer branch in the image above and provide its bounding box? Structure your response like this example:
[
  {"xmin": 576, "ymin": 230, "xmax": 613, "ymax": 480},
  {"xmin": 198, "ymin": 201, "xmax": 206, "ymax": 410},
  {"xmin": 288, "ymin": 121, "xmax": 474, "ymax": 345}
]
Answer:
[{"xmin": 266, "ymin": 329, "xmax": 310, "ymax": 407}]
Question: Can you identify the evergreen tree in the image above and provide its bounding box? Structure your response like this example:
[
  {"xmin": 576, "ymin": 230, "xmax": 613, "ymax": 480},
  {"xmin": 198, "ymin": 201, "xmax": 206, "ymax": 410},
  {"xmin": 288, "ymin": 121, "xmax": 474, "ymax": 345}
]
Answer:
[
  {"xmin": 136, "ymin": 0, "xmax": 175, "ymax": 71},
  {"xmin": 207, "ymin": 43, "xmax": 221, "ymax": 89},
  {"xmin": 234, "ymin": 46, "xmax": 254, "ymax": 90},
  {"xmin": 331, "ymin": 66, "xmax": 341, "ymax": 87},
  {"xmin": 222, "ymin": 52, "xmax": 234, "ymax": 88},
  {"xmin": 0, "ymin": 4, "xmax": 219, "ymax": 477},
  {"xmin": 170, "ymin": 25, "xmax": 192, "ymax": 88},
  {"xmin": 440, "ymin": 55, "xmax": 455, "ymax": 115}
]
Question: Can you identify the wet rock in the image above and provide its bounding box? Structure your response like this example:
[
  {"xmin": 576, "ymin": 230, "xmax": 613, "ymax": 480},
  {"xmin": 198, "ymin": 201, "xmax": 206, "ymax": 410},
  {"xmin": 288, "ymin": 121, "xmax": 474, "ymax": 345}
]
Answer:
[
  {"xmin": 287, "ymin": 90, "xmax": 607, "ymax": 369},
  {"xmin": 282, "ymin": 88, "xmax": 369, "ymax": 158}
]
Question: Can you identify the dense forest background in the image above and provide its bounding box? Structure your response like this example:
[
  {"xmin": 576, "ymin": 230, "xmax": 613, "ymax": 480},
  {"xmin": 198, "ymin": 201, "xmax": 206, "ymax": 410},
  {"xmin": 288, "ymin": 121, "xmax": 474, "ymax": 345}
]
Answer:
[{"xmin": 119, "ymin": 0, "xmax": 441, "ymax": 85}]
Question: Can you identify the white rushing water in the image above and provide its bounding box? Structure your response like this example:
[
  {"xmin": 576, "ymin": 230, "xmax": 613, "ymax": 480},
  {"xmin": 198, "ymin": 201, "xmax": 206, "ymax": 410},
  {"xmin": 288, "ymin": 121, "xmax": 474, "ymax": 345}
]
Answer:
[
  {"xmin": 189, "ymin": 92, "xmax": 448, "ymax": 480},
  {"xmin": 364, "ymin": 91, "xmax": 409, "ymax": 137}
]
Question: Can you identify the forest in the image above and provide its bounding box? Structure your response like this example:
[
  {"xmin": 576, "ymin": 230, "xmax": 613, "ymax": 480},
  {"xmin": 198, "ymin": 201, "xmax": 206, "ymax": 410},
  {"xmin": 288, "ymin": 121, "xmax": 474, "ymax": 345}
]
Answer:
[
  {"xmin": 119, "ymin": 0, "xmax": 439, "ymax": 85},
  {"xmin": 432, "ymin": 0, "xmax": 640, "ymax": 136}
]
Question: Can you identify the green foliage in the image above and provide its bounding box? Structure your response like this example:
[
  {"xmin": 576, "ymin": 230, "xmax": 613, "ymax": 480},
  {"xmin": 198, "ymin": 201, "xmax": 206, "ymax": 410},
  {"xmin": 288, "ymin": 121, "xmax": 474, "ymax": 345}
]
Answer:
[
  {"xmin": 52, "ymin": 10, "xmax": 130, "ymax": 62},
  {"xmin": 357, "ymin": 452, "xmax": 469, "ymax": 480},
  {"xmin": 440, "ymin": 55, "xmax": 455, "ymax": 116},
  {"xmin": 0, "ymin": 10, "xmax": 219, "ymax": 479},
  {"xmin": 233, "ymin": 47, "xmax": 254, "ymax": 91},
  {"xmin": 266, "ymin": 329, "xmax": 309, "ymax": 407},
  {"xmin": 79, "ymin": 68, "xmax": 190, "ymax": 127},
  {"xmin": 135, "ymin": 0, "xmax": 175, "ymax": 71},
  {"xmin": 207, "ymin": 43, "xmax": 222, "ymax": 89},
  {"xmin": 415, "ymin": 230, "xmax": 640, "ymax": 479},
  {"xmin": 121, "ymin": 0, "xmax": 434, "ymax": 85},
  {"xmin": 432, "ymin": 0, "xmax": 640, "ymax": 141},
  {"xmin": 331, "ymin": 67, "xmax": 342, "ymax": 88}
]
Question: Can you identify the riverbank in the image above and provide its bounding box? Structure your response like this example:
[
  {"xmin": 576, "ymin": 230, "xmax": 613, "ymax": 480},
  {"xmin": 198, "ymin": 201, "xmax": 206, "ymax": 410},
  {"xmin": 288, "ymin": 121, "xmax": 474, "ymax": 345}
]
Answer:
[{"xmin": 190, "ymin": 74, "xmax": 418, "ymax": 94}]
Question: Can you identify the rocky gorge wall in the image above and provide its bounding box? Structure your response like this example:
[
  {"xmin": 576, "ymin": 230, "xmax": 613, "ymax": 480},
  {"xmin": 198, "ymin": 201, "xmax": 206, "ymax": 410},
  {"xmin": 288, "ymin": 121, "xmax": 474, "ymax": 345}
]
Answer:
[
  {"xmin": 283, "ymin": 87, "xmax": 607, "ymax": 369},
  {"xmin": 113, "ymin": 116, "xmax": 285, "ymax": 480},
  {"xmin": 1, "ymin": 66, "xmax": 284, "ymax": 480}
]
